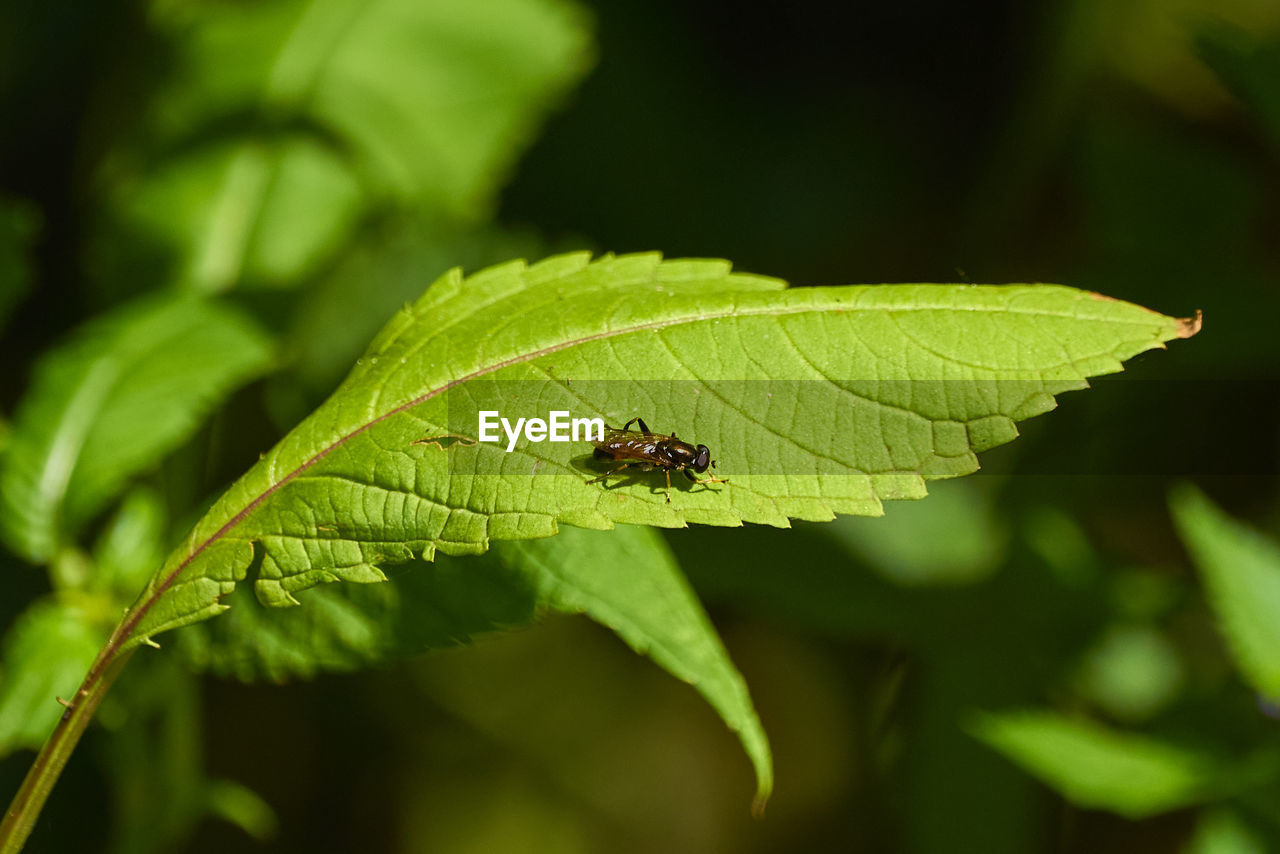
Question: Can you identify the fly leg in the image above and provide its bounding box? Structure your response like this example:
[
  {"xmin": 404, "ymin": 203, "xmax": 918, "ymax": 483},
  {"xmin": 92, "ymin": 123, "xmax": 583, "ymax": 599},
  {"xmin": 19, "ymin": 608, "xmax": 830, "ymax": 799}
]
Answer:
[
  {"xmin": 586, "ymin": 463, "xmax": 634, "ymax": 485},
  {"xmin": 586, "ymin": 461, "xmax": 654, "ymax": 487},
  {"xmin": 685, "ymin": 469, "xmax": 730, "ymax": 487},
  {"xmin": 614, "ymin": 417, "xmax": 652, "ymax": 434}
]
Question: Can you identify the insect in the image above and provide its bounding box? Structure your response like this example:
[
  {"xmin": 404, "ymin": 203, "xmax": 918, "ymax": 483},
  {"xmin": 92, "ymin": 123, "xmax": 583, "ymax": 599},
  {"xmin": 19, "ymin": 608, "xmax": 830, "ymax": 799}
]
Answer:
[{"xmin": 587, "ymin": 417, "xmax": 727, "ymax": 503}]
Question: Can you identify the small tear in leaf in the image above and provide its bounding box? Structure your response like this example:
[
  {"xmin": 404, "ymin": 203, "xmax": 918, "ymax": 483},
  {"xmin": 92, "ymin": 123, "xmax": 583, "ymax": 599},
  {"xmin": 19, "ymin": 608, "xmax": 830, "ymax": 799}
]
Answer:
[{"xmin": 413, "ymin": 434, "xmax": 478, "ymax": 450}]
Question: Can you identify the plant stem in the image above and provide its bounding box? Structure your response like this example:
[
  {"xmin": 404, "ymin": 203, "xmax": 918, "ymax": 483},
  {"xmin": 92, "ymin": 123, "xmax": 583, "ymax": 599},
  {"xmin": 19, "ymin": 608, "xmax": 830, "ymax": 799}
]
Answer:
[{"xmin": 0, "ymin": 642, "xmax": 136, "ymax": 854}]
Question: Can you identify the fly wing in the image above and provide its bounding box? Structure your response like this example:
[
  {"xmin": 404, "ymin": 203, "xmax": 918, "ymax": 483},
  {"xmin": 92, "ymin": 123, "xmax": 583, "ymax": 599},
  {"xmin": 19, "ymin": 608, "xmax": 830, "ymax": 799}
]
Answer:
[
  {"xmin": 597, "ymin": 428, "xmax": 632, "ymax": 445},
  {"xmin": 594, "ymin": 434, "xmax": 664, "ymax": 461}
]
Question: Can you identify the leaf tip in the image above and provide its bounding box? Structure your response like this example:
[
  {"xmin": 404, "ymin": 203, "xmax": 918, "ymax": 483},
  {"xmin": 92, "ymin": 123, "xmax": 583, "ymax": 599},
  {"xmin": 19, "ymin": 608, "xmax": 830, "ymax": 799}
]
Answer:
[{"xmin": 1177, "ymin": 310, "xmax": 1203, "ymax": 339}]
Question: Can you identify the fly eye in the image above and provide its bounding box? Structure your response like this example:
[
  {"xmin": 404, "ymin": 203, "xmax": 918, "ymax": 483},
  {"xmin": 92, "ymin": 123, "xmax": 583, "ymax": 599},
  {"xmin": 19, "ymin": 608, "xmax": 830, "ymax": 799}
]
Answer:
[{"xmin": 693, "ymin": 445, "xmax": 711, "ymax": 472}]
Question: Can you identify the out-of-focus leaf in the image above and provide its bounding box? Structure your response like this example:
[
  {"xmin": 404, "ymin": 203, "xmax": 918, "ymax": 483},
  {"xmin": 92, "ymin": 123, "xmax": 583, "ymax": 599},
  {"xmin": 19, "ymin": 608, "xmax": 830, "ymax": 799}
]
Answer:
[
  {"xmin": 101, "ymin": 0, "xmax": 590, "ymax": 295},
  {"xmin": 1170, "ymin": 485, "xmax": 1280, "ymax": 702},
  {"xmin": 179, "ymin": 524, "xmax": 773, "ymax": 805},
  {"xmin": 108, "ymin": 137, "xmax": 363, "ymax": 293},
  {"xmin": 1200, "ymin": 26, "xmax": 1280, "ymax": 151},
  {"xmin": 103, "ymin": 654, "xmax": 201, "ymax": 854},
  {"xmin": 133, "ymin": 0, "xmax": 588, "ymax": 277},
  {"xmin": 498, "ymin": 525, "xmax": 771, "ymax": 809},
  {"xmin": 0, "ymin": 196, "xmax": 37, "ymax": 334},
  {"xmin": 0, "ymin": 599, "xmax": 106, "ymax": 755},
  {"xmin": 1075, "ymin": 623, "xmax": 1183, "ymax": 722},
  {"xmin": 409, "ymin": 611, "xmax": 784, "ymax": 841},
  {"xmin": 823, "ymin": 478, "xmax": 1007, "ymax": 586},
  {"xmin": 149, "ymin": 0, "xmax": 593, "ymax": 214},
  {"xmin": 102, "ymin": 654, "xmax": 273, "ymax": 854},
  {"xmin": 1093, "ymin": 0, "xmax": 1280, "ymax": 116},
  {"xmin": 203, "ymin": 779, "xmax": 279, "ymax": 843},
  {"xmin": 969, "ymin": 711, "xmax": 1220, "ymax": 818},
  {"xmin": 1023, "ymin": 508, "xmax": 1099, "ymax": 589},
  {"xmin": 1185, "ymin": 810, "xmax": 1267, "ymax": 854},
  {"xmin": 0, "ymin": 294, "xmax": 273, "ymax": 562},
  {"xmin": 178, "ymin": 553, "xmax": 539, "ymax": 681},
  {"xmin": 398, "ymin": 774, "xmax": 587, "ymax": 854},
  {"xmin": 49, "ymin": 549, "xmax": 93, "ymax": 596},
  {"xmin": 1106, "ymin": 567, "xmax": 1182, "ymax": 621},
  {"xmin": 92, "ymin": 487, "xmax": 169, "ymax": 597},
  {"xmin": 284, "ymin": 220, "xmax": 548, "ymax": 401}
]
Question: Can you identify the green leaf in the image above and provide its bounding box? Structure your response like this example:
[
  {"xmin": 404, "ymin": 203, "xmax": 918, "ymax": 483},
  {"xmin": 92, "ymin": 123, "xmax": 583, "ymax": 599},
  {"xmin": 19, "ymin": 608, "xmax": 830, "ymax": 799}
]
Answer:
[
  {"xmin": 203, "ymin": 779, "xmax": 278, "ymax": 843},
  {"xmin": 117, "ymin": 0, "xmax": 593, "ymax": 293},
  {"xmin": 1075, "ymin": 623, "xmax": 1183, "ymax": 723},
  {"xmin": 127, "ymin": 253, "xmax": 1195, "ymax": 648},
  {"xmin": 823, "ymin": 478, "xmax": 1007, "ymax": 587},
  {"xmin": 1185, "ymin": 810, "xmax": 1267, "ymax": 854},
  {"xmin": 153, "ymin": 0, "xmax": 592, "ymax": 214},
  {"xmin": 968, "ymin": 711, "xmax": 1219, "ymax": 818},
  {"xmin": 178, "ymin": 552, "xmax": 539, "ymax": 681},
  {"xmin": 0, "ymin": 294, "xmax": 273, "ymax": 563},
  {"xmin": 100, "ymin": 653, "xmax": 275, "ymax": 853},
  {"xmin": 177, "ymin": 524, "xmax": 771, "ymax": 803},
  {"xmin": 1170, "ymin": 485, "xmax": 1280, "ymax": 701},
  {"xmin": 91, "ymin": 487, "xmax": 169, "ymax": 598},
  {"xmin": 108, "ymin": 137, "xmax": 363, "ymax": 292},
  {"xmin": 0, "ymin": 599, "xmax": 106, "ymax": 755},
  {"xmin": 498, "ymin": 525, "xmax": 771, "ymax": 808}
]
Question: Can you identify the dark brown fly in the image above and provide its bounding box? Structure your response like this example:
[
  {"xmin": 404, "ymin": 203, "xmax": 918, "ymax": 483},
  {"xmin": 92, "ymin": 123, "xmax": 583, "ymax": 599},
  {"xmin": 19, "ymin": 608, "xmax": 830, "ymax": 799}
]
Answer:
[{"xmin": 587, "ymin": 417, "xmax": 727, "ymax": 503}]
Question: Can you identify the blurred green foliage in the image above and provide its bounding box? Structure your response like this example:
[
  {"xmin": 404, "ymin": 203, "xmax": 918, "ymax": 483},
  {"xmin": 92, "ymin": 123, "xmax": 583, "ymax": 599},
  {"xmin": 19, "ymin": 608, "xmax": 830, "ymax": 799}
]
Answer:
[
  {"xmin": 0, "ymin": 294, "xmax": 273, "ymax": 563},
  {"xmin": 0, "ymin": 0, "xmax": 1278, "ymax": 852}
]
